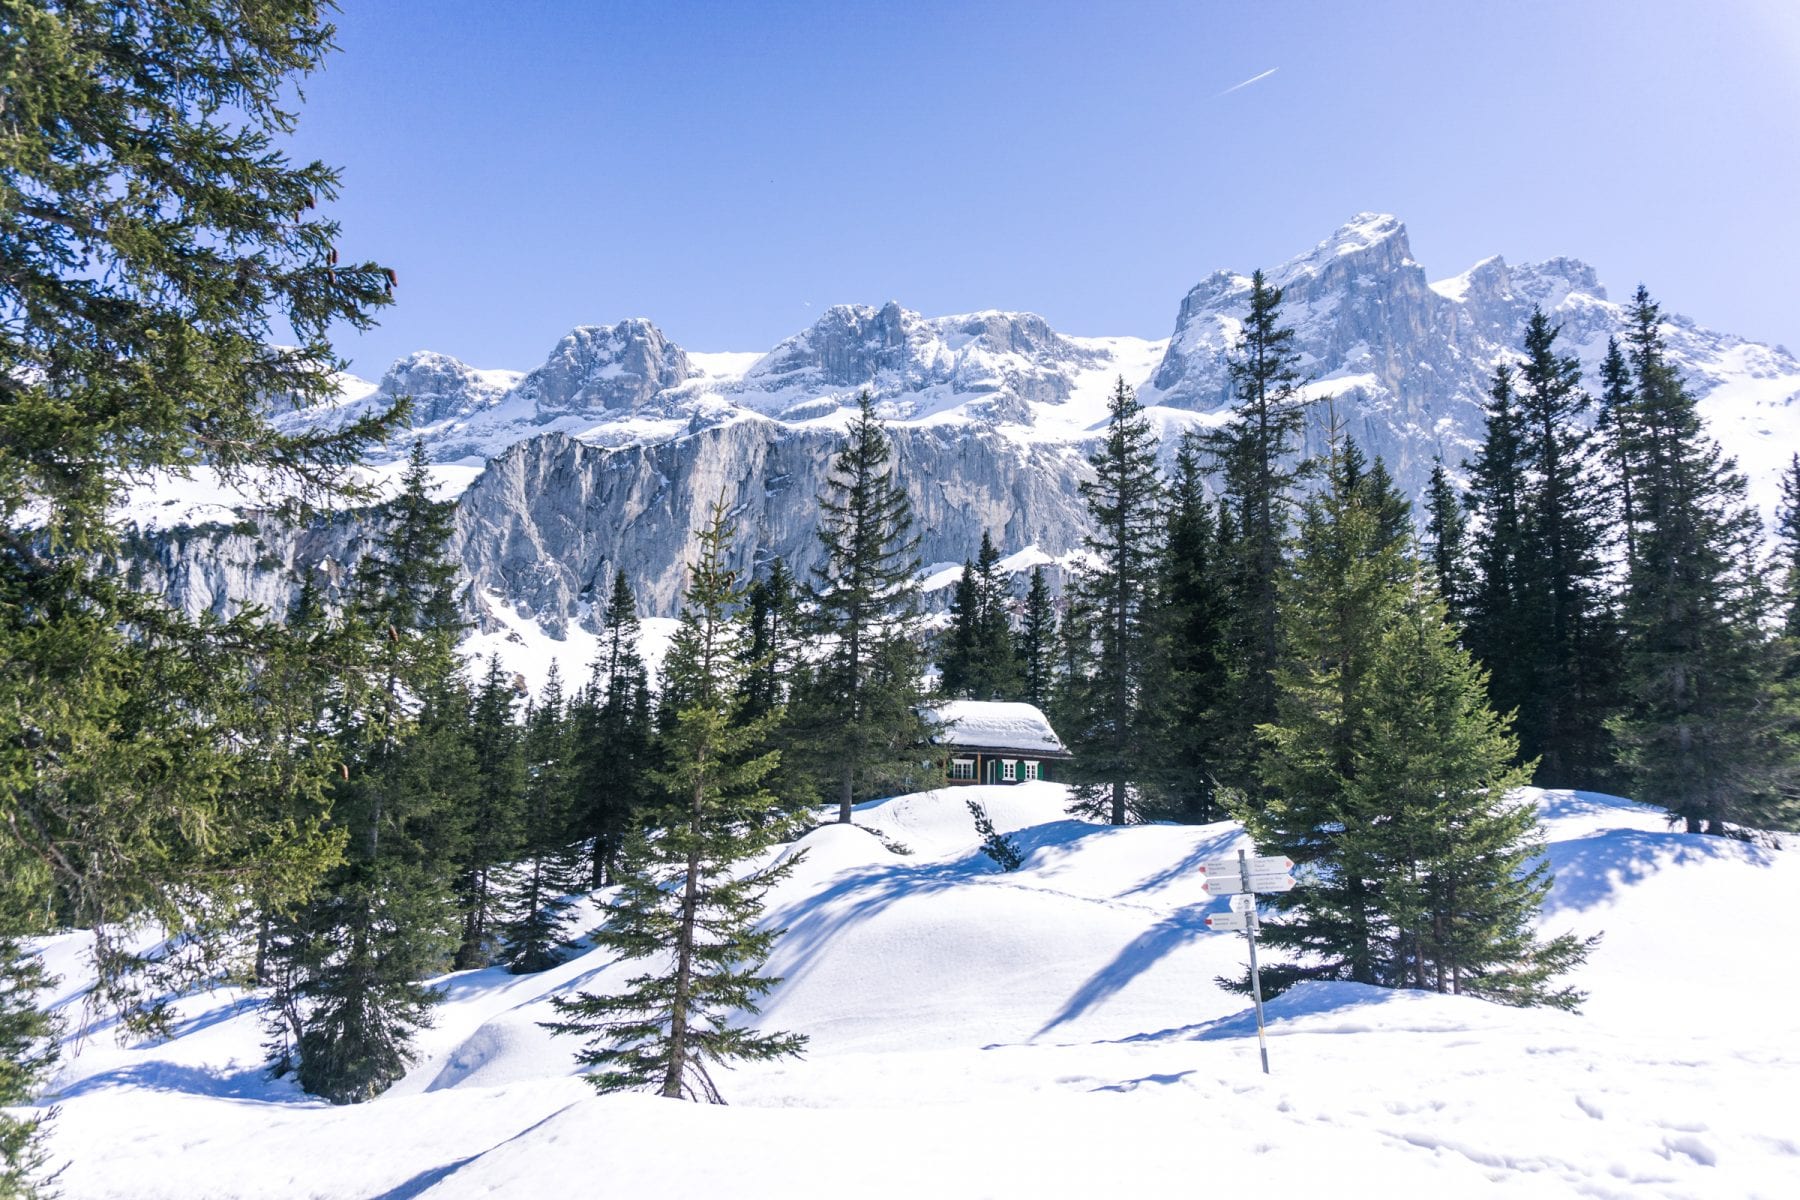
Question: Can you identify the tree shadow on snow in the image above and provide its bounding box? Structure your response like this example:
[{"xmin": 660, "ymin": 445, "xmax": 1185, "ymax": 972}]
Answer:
[
  {"xmin": 1539, "ymin": 829, "xmax": 1773, "ymax": 916},
  {"xmin": 1031, "ymin": 908, "xmax": 1212, "ymax": 1039},
  {"xmin": 51, "ymin": 1058, "xmax": 283, "ymax": 1103}
]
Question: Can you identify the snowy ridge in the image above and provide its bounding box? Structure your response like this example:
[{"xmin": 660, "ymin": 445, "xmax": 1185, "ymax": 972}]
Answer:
[{"xmin": 31, "ymin": 784, "xmax": 1800, "ymax": 1198}]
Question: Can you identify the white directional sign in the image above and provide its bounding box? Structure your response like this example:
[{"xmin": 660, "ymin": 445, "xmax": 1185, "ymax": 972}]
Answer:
[
  {"xmin": 1229, "ymin": 893, "xmax": 1258, "ymax": 914},
  {"xmin": 1199, "ymin": 855, "xmax": 1293, "ymax": 878},
  {"xmin": 1205, "ymin": 911, "xmax": 1250, "ymax": 932},
  {"xmin": 1201, "ymin": 871, "xmax": 1296, "ymax": 896}
]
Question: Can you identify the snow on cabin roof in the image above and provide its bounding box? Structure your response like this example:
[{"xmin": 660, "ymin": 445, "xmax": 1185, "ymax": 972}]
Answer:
[{"xmin": 924, "ymin": 700, "xmax": 1068, "ymax": 755}]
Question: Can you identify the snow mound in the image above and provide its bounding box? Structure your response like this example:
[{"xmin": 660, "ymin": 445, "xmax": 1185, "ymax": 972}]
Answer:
[{"xmin": 29, "ymin": 785, "xmax": 1800, "ymax": 1199}]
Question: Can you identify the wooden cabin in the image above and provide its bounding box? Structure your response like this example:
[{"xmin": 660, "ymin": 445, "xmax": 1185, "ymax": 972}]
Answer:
[{"xmin": 925, "ymin": 700, "xmax": 1072, "ymax": 785}]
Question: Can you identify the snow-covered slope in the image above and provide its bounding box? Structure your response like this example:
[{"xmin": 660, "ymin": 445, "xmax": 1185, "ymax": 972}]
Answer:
[{"xmin": 29, "ymin": 785, "xmax": 1800, "ymax": 1198}]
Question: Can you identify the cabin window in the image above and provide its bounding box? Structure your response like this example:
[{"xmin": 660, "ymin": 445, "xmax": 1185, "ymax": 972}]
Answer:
[
  {"xmin": 1023, "ymin": 760, "xmax": 1040, "ymax": 782},
  {"xmin": 1001, "ymin": 759, "xmax": 1018, "ymax": 782},
  {"xmin": 951, "ymin": 758, "xmax": 976, "ymax": 781}
]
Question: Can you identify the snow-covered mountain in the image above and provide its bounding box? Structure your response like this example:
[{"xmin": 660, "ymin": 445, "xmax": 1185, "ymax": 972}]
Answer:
[
  {"xmin": 143, "ymin": 215, "xmax": 1799, "ymax": 668},
  {"xmin": 32, "ymin": 783, "xmax": 1800, "ymax": 1198}
]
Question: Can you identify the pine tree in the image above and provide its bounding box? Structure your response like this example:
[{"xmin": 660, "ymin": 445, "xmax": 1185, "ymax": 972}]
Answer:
[
  {"xmin": 1062, "ymin": 378, "xmax": 1163, "ymax": 825},
  {"xmin": 1142, "ymin": 434, "xmax": 1231, "ymax": 823},
  {"xmin": 1202, "ymin": 271, "xmax": 1312, "ymax": 795},
  {"xmin": 808, "ymin": 392, "xmax": 936, "ymax": 821},
  {"xmin": 3, "ymin": 2, "xmax": 398, "ymax": 1147},
  {"xmin": 289, "ymin": 444, "xmax": 468, "ymax": 1104},
  {"xmin": 938, "ymin": 562, "xmax": 981, "ymax": 699},
  {"xmin": 498, "ymin": 665, "xmax": 586, "ymax": 974},
  {"xmin": 1510, "ymin": 310, "xmax": 1618, "ymax": 786},
  {"xmin": 1777, "ymin": 455, "xmax": 1800, "ymax": 639},
  {"xmin": 454, "ymin": 657, "xmax": 525, "ymax": 969},
  {"xmin": 1423, "ymin": 457, "xmax": 1473, "ymax": 629},
  {"xmin": 1609, "ymin": 288, "xmax": 1783, "ymax": 832},
  {"xmin": 1597, "ymin": 337, "xmax": 1641, "ymax": 573},
  {"xmin": 575, "ymin": 571, "xmax": 654, "ymax": 888},
  {"xmin": 0, "ymin": 911, "xmax": 58, "ymax": 1200},
  {"xmin": 1018, "ymin": 566, "xmax": 1059, "ymax": 711},
  {"xmin": 741, "ymin": 559, "xmax": 818, "ymax": 817},
  {"xmin": 1244, "ymin": 428, "xmax": 1409, "ymax": 988},
  {"xmin": 1463, "ymin": 365, "xmax": 1534, "ymax": 744},
  {"xmin": 938, "ymin": 533, "xmax": 1020, "ymax": 701},
  {"xmin": 1353, "ymin": 583, "xmax": 1591, "ymax": 1007},
  {"xmin": 545, "ymin": 504, "xmax": 806, "ymax": 1101},
  {"xmin": 1246, "ymin": 426, "xmax": 1588, "ymax": 1005}
]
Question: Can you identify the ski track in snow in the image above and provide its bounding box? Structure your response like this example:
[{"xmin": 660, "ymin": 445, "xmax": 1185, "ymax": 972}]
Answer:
[{"xmin": 24, "ymin": 785, "xmax": 1800, "ymax": 1199}]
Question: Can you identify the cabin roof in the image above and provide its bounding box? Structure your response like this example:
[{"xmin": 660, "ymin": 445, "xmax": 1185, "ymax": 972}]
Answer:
[{"xmin": 924, "ymin": 700, "xmax": 1069, "ymax": 756}]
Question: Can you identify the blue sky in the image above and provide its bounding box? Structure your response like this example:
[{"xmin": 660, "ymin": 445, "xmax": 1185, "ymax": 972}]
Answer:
[{"xmin": 292, "ymin": 1, "xmax": 1800, "ymax": 376}]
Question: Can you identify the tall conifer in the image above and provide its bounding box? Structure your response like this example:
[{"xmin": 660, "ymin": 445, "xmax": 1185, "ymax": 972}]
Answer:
[
  {"xmin": 808, "ymin": 393, "xmax": 935, "ymax": 821},
  {"xmin": 545, "ymin": 504, "xmax": 805, "ymax": 1101},
  {"xmin": 1062, "ymin": 379, "xmax": 1163, "ymax": 825}
]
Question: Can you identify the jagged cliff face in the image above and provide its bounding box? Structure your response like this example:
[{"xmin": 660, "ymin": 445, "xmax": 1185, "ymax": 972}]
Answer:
[
  {"xmin": 453, "ymin": 422, "xmax": 1094, "ymax": 625},
  {"xmin": 141, "ymin": 215, "xmax": 1800, "ymax": 643}
]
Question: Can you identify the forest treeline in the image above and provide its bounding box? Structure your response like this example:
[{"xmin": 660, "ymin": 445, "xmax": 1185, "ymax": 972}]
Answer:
[{"xmin": 5, "ymin": 6, "xmax": 1800, "ymax": 1190}]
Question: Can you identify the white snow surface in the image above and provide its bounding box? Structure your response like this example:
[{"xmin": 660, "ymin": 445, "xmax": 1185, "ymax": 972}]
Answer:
[
  {"xmin": 22, "ymin": 784, "xmax": 1800, "ymax": 1198},
  {"xmin": 926, "ymin": 700, "xmax": 1067, "ymax": 753}
]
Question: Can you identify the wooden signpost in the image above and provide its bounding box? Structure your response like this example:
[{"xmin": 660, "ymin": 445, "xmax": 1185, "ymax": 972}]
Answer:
[{"xmin": 1198, "ymin": 849, "xmax": 1297, "ymax": 1075}]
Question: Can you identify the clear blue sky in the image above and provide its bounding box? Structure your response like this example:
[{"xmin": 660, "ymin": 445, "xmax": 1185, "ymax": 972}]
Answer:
[{"xmin": 291, "ymin": 0, "xmax": 1800, "ymax": 377}]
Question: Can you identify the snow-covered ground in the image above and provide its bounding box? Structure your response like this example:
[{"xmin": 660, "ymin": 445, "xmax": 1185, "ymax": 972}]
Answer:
[{"xmin": 22, "ymin": 785, "xmax": 1800, "ymax": 1198}]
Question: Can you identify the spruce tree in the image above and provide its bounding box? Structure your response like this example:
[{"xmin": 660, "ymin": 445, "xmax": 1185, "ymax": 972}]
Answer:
[
  {"xmin": 290, "ymin": 445, "xmax": 468, "ymax": 1104},
  {"xmin": 1062, "ymin": 378, "xmax": 1163, "ymax": 825},
  {"xmin": 1609, "ymin": 288, "xmax": 1783, "ymax": 832},
  {"xmin": 1463, "ymin": 365, "xmax": 1533, "ymax": 741},
  {"xmin": 1018, "ymin": 566, "xmax": 1059, "ymax": 711},
  {"xmin": 575, "ymin": 571, "xmax": 654, "ymax": 887},
  {"xmin": 1423, "ymin": 457, "xmax": 1473, "ymax": 630},
  {"xmin": 807, "ymin": 392, "xmax": 935, "ymax": 821},
  {"xmin": 498, "ymin": 665, "xmax": 586, "ymax": 974},
  {"xmin": 1597, "ymin": 337, "xmax": 1642, "ymax": 573},
  {"xmin": 1246, "ymin": 427, "xmax": 1588, "ymax": 1005},
  {"xmin": 1511, "ymin": 310, "xmax": 1618, "ymax": 785},
  {"xmin": 1202, "ymin": 270, "xmax": 1311, "ymax": 795},
  {"xmin": 1354, "ymin": 582, "xmax": 1591, "ymax": 1007},
  {"xmin": 1142, "ymin": 434, "xmax": 1231, "ymax": 823},
  {"xmin": 3, "ymin": 2, "xmax": 399, "ymax": 1145},
  {"xmin": 454, "ymin": 657, "xmax": 525, "ymax": 968},
  {"xmin": 741, "ymin": 559, "xmax": 818, "ymax": 816},
  {"xmin": 545, "ymin": 504, "xmax": 806, "ymax": 1101},
  {"xmin": 1244, "ymin": 428, "xmax": 1408, "ymax": 988},
  {"xmin": 938, "ymin": 562, "xmax": 981, "ymax": 699},
  {"xmin": 0, "ymin": 911, "xmax": 58, "ymax": 1200},
  {"xmin": 1777, "ymin": 455, "xmax": 1800, "ymax": 639}
]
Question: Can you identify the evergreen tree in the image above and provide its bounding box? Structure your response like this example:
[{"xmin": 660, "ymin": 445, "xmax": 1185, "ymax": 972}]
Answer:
[
  {"xmin": 0, "ymin": 903, "xmax": 58, "ymax": 1200},
  {"xmin": 1018, "ymin": 566, "xmax": 1059, "ymax": 711},
  {"xmin": 741, "ymin": 558, "xmax": 819, "ymax": 817},
  {"xmin": 289, "ymin": 444, "xmax": 468, "ymax": 1104},
  {"xmin": 1062, "ymin": 379, "xmax": 1163, "ymax": 825},
  {"xmin": 1597, "ymin": 337, "xmax": 1642, "ymax": 573},
  {"xmin": 498, "ymin": 665, "xmax": 586, "ymax": 974},
  {"xmin": 938, "ymin": 533, "xmax": 1020, "ymax": 701},
  {"xmin": 1245, "ymin": 428, "xmax": 1410, "ymax": 988},
  {"xmin": 1609, "ymin": 288, "xmax": 1784, "ymax": 832},
  {"xmin": 1463, "ymin": 365, "xmax": 1534, "ymax": 743},
  {"xmin": 1246, "ymin": 427, "xmax": 1589, "ymax": 1005},
  {"xmin": 575, "ymin": 571, "xmax": 654, "ymax": 887},
  {"xmin": 1511, "ymin": 310, "xmax": 1618, "ymax": 785},
  {"xmin": 807, "ymin": 392, "xmax": 936, "ymax": 821},
  {"xmin": 938, "ymin": 562, "xmax": 981, "ymax": 699},
  {"xmin": 3, "ymin": 1, "xmax": 398, "ymax": 1148},
  {"xmin": 1777, "ymin": 455, "xmax": 1800, "ymax": 639},
  {"xmin": 545, "ymin": 504, "xmax": 806, "ymax": 1101},
  {"xmin": 1353, "ymin": 582, "xmax": 1591, "ymax": 1007},
  {"xmin": 1423, "ymin": 457, "xmax": 1473, "ymax": 629},
  {"xmin": 1202, "ymin": 271, "xmax": 1312, "ymax": 795},
  {"xmin": 1142, "ymin": 434, "xmax": 1231, "ymax": 823},
  {"xmin": 454, "ymin": 657, "xmax": 525, "ymax": 969}
]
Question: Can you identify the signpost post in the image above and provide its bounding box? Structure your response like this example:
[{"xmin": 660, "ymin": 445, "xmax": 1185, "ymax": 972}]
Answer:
[{"xmin": 1199, "ymin": 849, "xmax": 1296, "ymax": 1075}]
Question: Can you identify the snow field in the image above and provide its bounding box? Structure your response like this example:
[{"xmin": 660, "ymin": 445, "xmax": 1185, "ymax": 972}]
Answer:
[{"xmin": 26, "ymin": 784, "xmax": 1800, "ymax": 1198}]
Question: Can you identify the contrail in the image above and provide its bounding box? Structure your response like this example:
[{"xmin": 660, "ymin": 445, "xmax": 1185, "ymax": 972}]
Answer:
[{"xmin": 1219, "ymin": 67, "xmax": 1278, "ymax": 96}]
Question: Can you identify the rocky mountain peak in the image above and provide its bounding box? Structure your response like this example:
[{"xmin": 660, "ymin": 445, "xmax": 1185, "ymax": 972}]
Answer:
[
  {"xmin": 515, "ymin": 318, "xmax": 696, "ymax": 416},
  {"xmin": 378, "ymin": 351, "xmax": 515, "ymax": 427}
]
